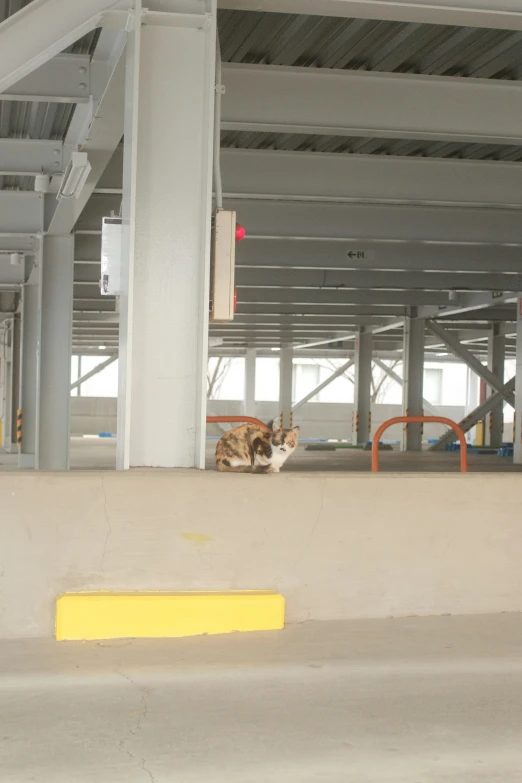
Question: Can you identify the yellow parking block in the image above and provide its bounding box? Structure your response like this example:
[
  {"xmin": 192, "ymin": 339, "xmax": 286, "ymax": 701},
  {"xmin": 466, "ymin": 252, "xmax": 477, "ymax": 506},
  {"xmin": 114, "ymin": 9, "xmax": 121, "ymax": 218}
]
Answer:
[{"xmin": 55, "ymin": 590, "xmax": 285, "ymax": 641}]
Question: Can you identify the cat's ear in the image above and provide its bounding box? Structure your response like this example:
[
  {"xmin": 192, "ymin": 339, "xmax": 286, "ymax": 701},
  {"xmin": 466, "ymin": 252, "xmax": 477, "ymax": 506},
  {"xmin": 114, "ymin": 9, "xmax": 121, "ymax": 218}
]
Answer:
[
  {"xmin": 292, "ymin": 426, "xmax": 300, "ymax": 433},
  {"xmin": 272, "ymin": 420, "xmax": 281, "ymax": 433}
]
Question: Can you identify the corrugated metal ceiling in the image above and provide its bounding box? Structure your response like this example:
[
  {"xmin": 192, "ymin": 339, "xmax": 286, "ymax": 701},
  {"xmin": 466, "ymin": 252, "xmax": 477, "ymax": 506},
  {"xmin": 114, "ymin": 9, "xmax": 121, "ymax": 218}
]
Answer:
[
  {"xmin": 218, "ymin": 9, "xmax": 522, "ymax": 79},
  {"xmin": 218, "ymin": 10, "xmax": 522, "ymax": 163},
  {"xmin": 0, "ymin": 0, "xmax": 100, "ymax": 188},
  {"xmin": 221, "ymin": 130, "xmax": 522, "ymax": 162},
  {"xmin": 1, "ymin": 7, "xmax": 521, "ymax": 194}
]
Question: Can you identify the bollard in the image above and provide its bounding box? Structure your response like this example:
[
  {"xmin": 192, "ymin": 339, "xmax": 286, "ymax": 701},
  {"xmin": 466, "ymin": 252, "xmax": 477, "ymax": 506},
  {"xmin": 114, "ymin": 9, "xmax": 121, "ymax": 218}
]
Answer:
[{"xmin": 16, "ymin": 409, "xmax": 22, "ymax": 445}]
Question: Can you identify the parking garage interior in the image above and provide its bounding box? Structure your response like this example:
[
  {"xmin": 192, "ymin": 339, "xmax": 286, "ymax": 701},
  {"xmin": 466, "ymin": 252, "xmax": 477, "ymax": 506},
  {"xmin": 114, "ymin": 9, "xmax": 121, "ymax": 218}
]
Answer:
[{"xmin": 2, "ymin": 1, "xmax": 522, "ymax": 781}]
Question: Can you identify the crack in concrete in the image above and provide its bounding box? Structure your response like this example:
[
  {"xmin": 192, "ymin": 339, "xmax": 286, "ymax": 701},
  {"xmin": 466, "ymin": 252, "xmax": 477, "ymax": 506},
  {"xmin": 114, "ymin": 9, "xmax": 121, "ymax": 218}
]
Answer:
[
  {"xmin": 292, "ymin": 478, "xmax": 327, "ymax": 570},
  {"xmin": 100, "ymin": 474, "xmax": 112, "ymax": 571},
  {"xmin": 117, "ymin": 671, "xmax": 155, "ymax": 782}
]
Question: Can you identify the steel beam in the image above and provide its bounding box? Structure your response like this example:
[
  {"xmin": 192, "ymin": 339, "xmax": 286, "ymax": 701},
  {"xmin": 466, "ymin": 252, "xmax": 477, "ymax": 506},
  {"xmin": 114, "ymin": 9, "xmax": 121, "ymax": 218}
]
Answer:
[
  {"xmin": 429, "ymin": 378, "xmax": 516, "ymax": 451},
  {"xmin": 238, "ymin": 303, "xmax": 405, "ymax": 317},
  {"xmin": 515, "ymin": 298, "xmax": 522, "ymax": 464},
  {"xmin": 222, "ymin": 63, "xmax": 522, "ymax": 145},
  {"xmin": 0, "ymin": 193, "xmax": 43, "ymax": 234},
  {"xmin": 19, "ymin": 272, "xmax": 41, "ymax": 468},
  {"xmin": 373, "ymin": 358, "xmax": 438, "ymax": 416},
  {"xmin": 0, "ymin": 0, "xmax": 120, "ymax": 94},
  {"xmin": 292, "ymin": 359, "xmax": 353, "ymax": 413},
  {"xmin": 244, "ymin": 347, "xmax": 256, "ymax": 415},
  {"xmin": 117, "ymin": 3, "xmax": 216, "ymax": 469},
  {"xmin": 217, "ymin": 0, "xmax": 522, "ymax": 31},
  {"xmin": 222, "ymin": 149, "xmax": 522, "ymax": 208},
  {"xmin": 487, "ymin": 326, "xmax": 505, "ymax": 448},
  {"xmin": 238, "ymin": 289, "xmax": 449, "ymax": 306},
  {"xmin": 419, "ymin": 292, "xmax": 518, "ymax": 320},
  {"xmin": 225, "ymin": 199, "xmax": 522, "ymax": 244},
  {"xmin": 279, "ymin": 343, "xmax": 293, "ymax": 427},
  {"xmin": 46, "ymin": 30, "xmax": 127, "ymax": 236},
  {"xmin": 402, "ymin": 317, "xmax": 425, "ymax": 451},
  {"xmin": 70, "ymin": 355, "xmax": 116, "ymax": 391},
  {"xmin": 426, "ymin": 320, "xmax": 515, "ymax": 407},
  {"xmin": 235, "ymin": 238, "xmax": 522, "ymax": 275},
  {"xmin": 352, "ymin": 330, "xmax": 372, "ymax": 445},
  {"xmin": 38, "ymin": 236, "xmax": 73, "ymax": 470},
  {"xmin": 2, "ymin": 54, "xmax": 90, "ymax": 102},
  {"xmin": 230, "ymin": 315, "xmax": 386, "ymax": 327},
  {"xmin": 235, "ymin": 267, "xmax": 520, "ymax": 292},
  {"xmin": 0, "ymin": 139, "xmax": 63, "ymax": 176}
]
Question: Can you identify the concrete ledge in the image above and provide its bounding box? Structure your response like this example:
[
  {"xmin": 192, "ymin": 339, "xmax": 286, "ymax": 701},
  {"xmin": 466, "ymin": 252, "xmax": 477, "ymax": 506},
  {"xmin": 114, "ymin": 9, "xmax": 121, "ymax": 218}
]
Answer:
[
  {"xmin": 55, "ymin": 590, "xmax": 285, "ymax": 641},
  {"xmin": 2, "ymin": 470, "xmax": 522, "ymax": 637}
]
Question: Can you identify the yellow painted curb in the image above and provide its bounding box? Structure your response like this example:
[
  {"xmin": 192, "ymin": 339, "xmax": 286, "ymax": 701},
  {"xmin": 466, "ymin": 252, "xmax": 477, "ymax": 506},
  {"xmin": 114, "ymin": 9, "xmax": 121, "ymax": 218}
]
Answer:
[{"xmin": 56, "ymin": 591, "xmax": 285, "ymax": 641}]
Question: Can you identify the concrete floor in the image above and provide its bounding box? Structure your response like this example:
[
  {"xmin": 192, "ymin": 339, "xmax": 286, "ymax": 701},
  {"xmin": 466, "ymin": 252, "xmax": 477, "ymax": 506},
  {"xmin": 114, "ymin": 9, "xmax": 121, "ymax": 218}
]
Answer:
[
  {"xmin": 1, "ymin": 613, "xmax": 522, "ymax": 782},
  {"xmin": 1, "ymin": 437, "xmax": 522, "ymax": 472}
]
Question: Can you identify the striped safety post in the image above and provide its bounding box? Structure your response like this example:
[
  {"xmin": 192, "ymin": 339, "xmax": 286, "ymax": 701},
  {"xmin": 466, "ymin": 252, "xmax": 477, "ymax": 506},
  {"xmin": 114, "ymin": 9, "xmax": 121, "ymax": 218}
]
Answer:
[{"xmin": 16, "ymin": 409, "xmax": 22, "ymax": 445}]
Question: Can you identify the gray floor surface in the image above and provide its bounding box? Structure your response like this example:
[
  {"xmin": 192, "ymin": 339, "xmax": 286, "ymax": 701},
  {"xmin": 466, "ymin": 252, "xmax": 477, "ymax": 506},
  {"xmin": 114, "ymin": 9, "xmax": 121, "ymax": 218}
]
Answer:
[
  {"xmin": 1, "ymin": 613, "xmax": 522, "ymax": 782},
  {"xmin": 1, "ymin": 438, "xmax": 522, "ymax": 472}
]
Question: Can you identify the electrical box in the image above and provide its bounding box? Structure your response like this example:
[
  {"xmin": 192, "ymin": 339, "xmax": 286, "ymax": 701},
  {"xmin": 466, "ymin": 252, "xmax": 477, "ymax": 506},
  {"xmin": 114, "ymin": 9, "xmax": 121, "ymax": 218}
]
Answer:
[
  {"xmin": 100, "ymin": 217, "xmax": 122, "ymax": 296},
  {"xmin": 210, "ymin": 209, "xmax": 236, "ymax": 322}
]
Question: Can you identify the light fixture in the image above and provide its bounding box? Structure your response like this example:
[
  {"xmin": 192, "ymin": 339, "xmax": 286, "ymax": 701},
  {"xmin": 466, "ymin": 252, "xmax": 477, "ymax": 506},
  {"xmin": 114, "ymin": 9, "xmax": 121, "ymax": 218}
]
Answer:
[
  {"xmin": 10, "ymin": 252, "xmax": 23, "ymax": 266},
  {"xmin": 56, "ymin": 151, "xmax": 91, "ymax": 200},
  {"xmin": 98, "ymin": 345, "xmax": 107, "ymax": 351}
]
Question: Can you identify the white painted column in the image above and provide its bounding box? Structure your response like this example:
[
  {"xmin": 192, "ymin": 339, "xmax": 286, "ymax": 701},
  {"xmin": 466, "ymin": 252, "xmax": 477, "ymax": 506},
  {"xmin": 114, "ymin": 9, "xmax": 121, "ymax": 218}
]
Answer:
[
  {"xmin": 279, "ymin": 343, "xmax": 293, "ymax": 427},
  {"xmin": 244, "ymin": 347, "xmax": 256, "ymax": 416},
  {"xmin": 6, "ymin": 315, "xmax": 21, "ymax": 452},
  {"xmin": 487, "ymin": 325, "xmax": 505, "ymax": 448},
  {"xmin": 352, "ymin": 328, "xmax": 372, "ymax": 445},
  {"xmin": 514, "ymin": 297, "xmax": 522, "ymax": 464},
  {"xmin": 402, "ymin": 316, "xmax": 425, "ymax": 451},
  {"xmin": 38, "ymin": 236, "xmax": 73, "ymax": 470},
  {"xmin": 117, "ymin": 3, "xmax": 216, "ymax": 469},
  {"xmin": 19, "ymin": 272, "xmax": 41, "ymax": 468}
]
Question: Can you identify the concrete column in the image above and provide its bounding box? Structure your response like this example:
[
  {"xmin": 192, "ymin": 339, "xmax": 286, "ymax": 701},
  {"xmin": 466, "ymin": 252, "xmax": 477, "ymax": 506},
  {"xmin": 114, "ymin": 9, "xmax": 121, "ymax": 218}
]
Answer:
[
  {"xmin": 244, "ymin": 347, "xmax": 256, "ymax": 416},
  {"xmin": 19, "ymin": 273, "xmax": 41, "ymax": 468},
  {"xmin": 487, "ymin": 325, "xmax": 505, "ymax": 447},
  {"xmin": 402, "ymin": 316, "xmax": 425, "ymax": 451},
  {"xmin": 38, "ymin": 236, "xmax": 73, "ymax": 469},
  {"xmin": 0, "ymin": 329, "xmax": 6, "ymax": 448},
  {"xmin": 0, "ymin": 316, "xmax": 20, "ymax": 452},
  {"xmin": 352, "ymin": 328, "xmax": 372, "ymax": 445},
  {"xmin": 514, "ymin": 297, "xmax": 522, "ymax": 464},
  {"xmin": 8, "ymin": 315, "xmax": 21, "ymax": 452},
  {"xmin": 117, "ymin": 4, "xmax": 216, "ymax": 468},
  {"xmin": 279, "ymin": 343, "xmax": 293, "ymax": 427}
]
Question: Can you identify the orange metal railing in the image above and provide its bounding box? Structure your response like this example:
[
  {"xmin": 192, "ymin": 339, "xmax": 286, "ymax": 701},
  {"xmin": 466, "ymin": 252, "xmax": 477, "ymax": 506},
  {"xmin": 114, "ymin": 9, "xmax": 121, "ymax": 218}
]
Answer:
[
  {"xmin": 371, "ymin": 416, "xmax": 468, "ymax": 473},
  {"xmin": 206, "ymin": 415, "xmax": 269, "ymax": 429}
]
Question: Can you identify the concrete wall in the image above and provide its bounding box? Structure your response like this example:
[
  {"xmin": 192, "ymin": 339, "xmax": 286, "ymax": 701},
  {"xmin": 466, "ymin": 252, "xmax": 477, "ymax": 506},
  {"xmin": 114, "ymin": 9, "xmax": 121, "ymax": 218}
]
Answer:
[
  {"xmin": 71, "ymin": 397, "xmax": 514, "ymax": 442},
  {"xmin": 70, "ymin": 397, "xmax": 117, "ymax": 436},
  {"xmin": 208, "ymin": 400, "xmax": 468, "ymax": 441},
  {"xmin": 1, "ymin": 470, "xmax": 521, "ymax": 638}
]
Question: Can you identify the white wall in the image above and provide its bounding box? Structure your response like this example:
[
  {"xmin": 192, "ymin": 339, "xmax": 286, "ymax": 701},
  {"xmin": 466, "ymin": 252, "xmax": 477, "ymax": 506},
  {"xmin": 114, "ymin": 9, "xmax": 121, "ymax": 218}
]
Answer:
[
  {"xmin": 208, "ymin": 399, "xmax": 468, "ymax": 441},
  {"xmin": 70, "ymin": 397, "xmax": 117, "ymax": 436},
  {"xmin": 71, "ymin": 397, "xmax": 513, "ymax": 442}
]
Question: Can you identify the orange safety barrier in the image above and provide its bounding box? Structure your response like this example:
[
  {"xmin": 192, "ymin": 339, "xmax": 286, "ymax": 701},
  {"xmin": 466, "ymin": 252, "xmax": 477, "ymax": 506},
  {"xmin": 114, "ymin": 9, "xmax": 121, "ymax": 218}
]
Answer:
[
  {"xmin": 371, "ymin": 416, "xmax": 468, "ymax": 473},
  {"xmin": 206, "ymin": 415, "xmax": 269, "ymax": 429}
]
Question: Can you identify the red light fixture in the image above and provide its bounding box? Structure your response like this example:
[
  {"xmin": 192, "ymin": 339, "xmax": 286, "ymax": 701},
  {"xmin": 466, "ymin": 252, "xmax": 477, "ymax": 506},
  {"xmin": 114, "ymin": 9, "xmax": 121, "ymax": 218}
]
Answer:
[{"xmin": 235, "ymin": 224, "xmax": 246, "ymax": 242}]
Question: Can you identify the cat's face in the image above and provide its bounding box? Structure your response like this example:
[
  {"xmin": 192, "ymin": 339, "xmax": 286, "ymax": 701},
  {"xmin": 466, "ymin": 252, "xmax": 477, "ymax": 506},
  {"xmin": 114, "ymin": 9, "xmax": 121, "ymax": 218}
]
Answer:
[{"xmin": 271, "ymin": 421, "xmax": 300, "ymax": 454}]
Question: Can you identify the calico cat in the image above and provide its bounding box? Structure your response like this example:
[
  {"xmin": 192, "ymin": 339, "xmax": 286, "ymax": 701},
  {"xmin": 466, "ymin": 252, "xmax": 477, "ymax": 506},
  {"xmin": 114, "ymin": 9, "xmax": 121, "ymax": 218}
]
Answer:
[
  {"xmin": 215, "ymin": 422, "xmax": 273, "ymax": 472},
  {"xmin": 256, "ymin": 420, "xmax": 300, "ymax": 473},
  {"xmin": 215, "ymin": 420, "xmax": 299, "ymax": 473}
]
